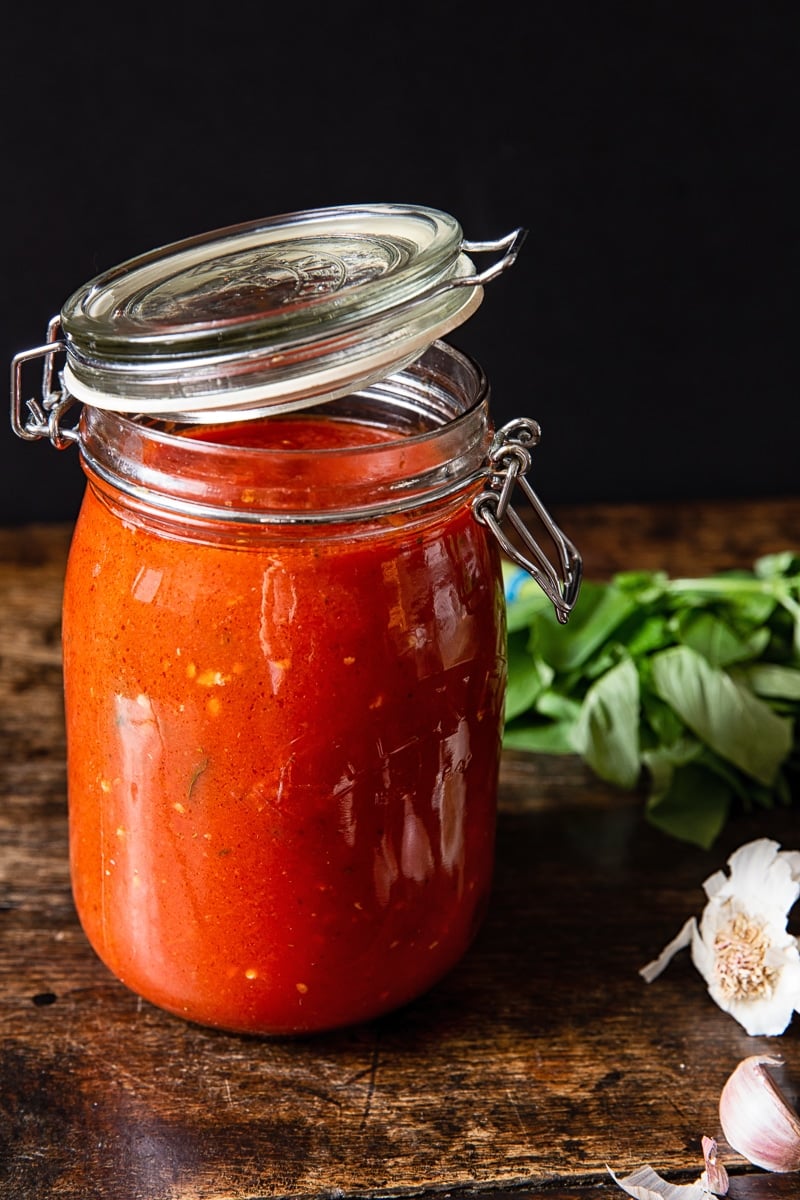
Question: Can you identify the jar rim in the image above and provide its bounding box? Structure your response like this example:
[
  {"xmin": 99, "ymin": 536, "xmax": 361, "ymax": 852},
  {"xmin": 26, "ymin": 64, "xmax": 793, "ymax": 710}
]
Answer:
[
  {"xmin": 129, "ymin": 342, "xmax": 488, "ymax": 455},
  {"xmin": 78, "ymin": 342, "xmax": 492, "ymax": 529}
]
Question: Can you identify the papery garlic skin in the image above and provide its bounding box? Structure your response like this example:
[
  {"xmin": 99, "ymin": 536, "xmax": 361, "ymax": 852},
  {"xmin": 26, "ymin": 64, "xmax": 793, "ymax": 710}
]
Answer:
[
  {"xmin": 701, "ymin": 1135, "xmax": 729, "ymax": 1194},
  {"xmin": 607, "ymin": 1164, "xmax": 715, "ymax": 1198},
  {"xmin": 607, "ymin": 1140, "xmax": 730, "ymax": 1198},
  {"xmin": 719, "ymin": 1055, "xmax": 800, "ymax": 1173},
  {"xmin": 641, "ymin": 839, "xmax": 800, "ymax": 1036}
]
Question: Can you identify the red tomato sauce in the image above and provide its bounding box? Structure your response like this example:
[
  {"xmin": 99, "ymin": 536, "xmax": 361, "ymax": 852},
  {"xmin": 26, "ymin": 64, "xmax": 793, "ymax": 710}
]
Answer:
[{"xmin": 63, "ymin": 414, "xmax": 506, "ymax": 1033}]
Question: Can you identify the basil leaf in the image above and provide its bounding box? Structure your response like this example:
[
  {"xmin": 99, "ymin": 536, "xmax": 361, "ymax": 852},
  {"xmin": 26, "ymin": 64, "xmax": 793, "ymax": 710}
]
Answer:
[
  {"xmin": 669, "ymin": 582, "xmax": 777, "ymax": 627},
  {"xmin": 503, "ymin": 720, "xmax": 576, "ymax": 754},
  {"xmin": 675, "ymin": 609, "xmax": 770, "ymax": 667},
  {"xmin": 505, "ymin": 632, "xmax": 553, "ymax": 721},
  {"xmin": 503, "ymin": 551, "xmax": 800, "ymax": 845},
  {"xmin": 620, "ymin": 614, "xmax": 673, "ymax": 658},
  {"xmin": 531, "ymin": 581, "xmax": 637, "ymax": 672},
  {"xmin": 505, "ymin": 583, "xmax": 552, "ymax": 634},
  {"xmin": 642, "ymin": 738, "xmax": 702, "ymax": 810},
  {"xmin": 695, "ymin": 748, "xmax": 757, "ymax": 806},
  {"xmin": 745, "ymin": 663, "xmax": 800, "ymax": 701},
  {"xmin": 534, "ymin": 691, "xmax": 583, "ymax": 723},
  {"xmin": 571, "ymin": 657, "xmax": 640, "ymax": 788},
  {"xmin": 579, "ymin": 643, "xmax": 627, "ymax": 681},
  {"xmin": 642, "ymin": 737, "xmax": 702, "ymax": 785},
  {"xmin": 651, "ymin": 645, "xmax": 794, "ymax": 786},
  {"xmin": 645, "ymin": 762, "xmax": 732, "ymax": 849},
  {"xmin": 755, "ymin": 551, "xmax": 800, "ymax": 579},
  {"xmin": 613, "ymin": 570, "xmax": 668, "ymax": 604},
  {"xmin": 640, "ymin": 688, "xmax": 687, "ymax": 747}
]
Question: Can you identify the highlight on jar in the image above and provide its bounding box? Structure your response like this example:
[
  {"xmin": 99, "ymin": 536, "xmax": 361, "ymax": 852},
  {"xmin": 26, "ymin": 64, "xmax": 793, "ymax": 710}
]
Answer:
[{"xmin": 10, "ymin": 203, "xmax": 582, "ymax": 1035}]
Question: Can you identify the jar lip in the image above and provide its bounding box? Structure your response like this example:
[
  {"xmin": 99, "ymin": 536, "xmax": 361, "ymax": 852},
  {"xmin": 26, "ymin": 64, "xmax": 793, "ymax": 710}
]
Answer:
[
  {"xmin": 88, "ymin": 341, "xmax": 490, "ymax": 459},
  {"xmin": 77, "ymin": 342, "xmax": 493, "ymax": 527},
  {"xmin": 61, "ymin": 203, "xmax": 488, "ymax": 418}
]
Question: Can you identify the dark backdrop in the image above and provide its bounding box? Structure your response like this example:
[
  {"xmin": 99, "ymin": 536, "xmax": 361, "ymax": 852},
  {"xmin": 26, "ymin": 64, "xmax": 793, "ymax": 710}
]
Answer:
[{"xmin": 1, "ymin": 3, "xmax": 797, "ymax": 525}]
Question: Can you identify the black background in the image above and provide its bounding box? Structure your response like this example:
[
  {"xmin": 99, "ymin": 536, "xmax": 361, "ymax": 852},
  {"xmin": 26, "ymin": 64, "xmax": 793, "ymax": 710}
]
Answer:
[{"xmin": 1, "ymin": 3, "xmax": 797, "ymax": 526}]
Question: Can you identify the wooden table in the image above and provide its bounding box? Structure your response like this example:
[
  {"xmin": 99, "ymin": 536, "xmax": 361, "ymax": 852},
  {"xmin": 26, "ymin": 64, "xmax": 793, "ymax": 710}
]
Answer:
[{"xmin": 2, "ymin": 497, "xmax": 800, "ymax": 1200}]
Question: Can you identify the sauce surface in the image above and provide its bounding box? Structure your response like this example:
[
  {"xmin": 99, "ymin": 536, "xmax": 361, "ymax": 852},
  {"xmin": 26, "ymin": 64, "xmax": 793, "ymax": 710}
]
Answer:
[
  {"xmin": 63, "ymin": 414, "xmax": 506, "ymax": 1033},
  {"xmin": 190, "ymin": 413, "xmax": 399, "ymax": 451}
]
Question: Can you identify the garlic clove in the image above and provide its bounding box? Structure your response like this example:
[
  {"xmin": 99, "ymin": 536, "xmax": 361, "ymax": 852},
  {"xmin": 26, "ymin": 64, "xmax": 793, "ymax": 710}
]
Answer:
[{"xmin": 719, "ymin": 1055, "xmax": 800, "ymax": 1173}]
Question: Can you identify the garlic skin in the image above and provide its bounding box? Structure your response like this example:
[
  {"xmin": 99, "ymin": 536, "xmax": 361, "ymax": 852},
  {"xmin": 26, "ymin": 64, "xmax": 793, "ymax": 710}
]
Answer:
[
  {"xmin": 607, "ymin": 1139, "xmax": 729, "ymax": 1198},
  {"xmin": 719, "ymin": 1055, "xmax": 800, "ymax": 1173},
  {"xmin": 701, "ymin": 1135, "xmax": 729, "ymax": 1194},
  {"xmin": 606, "ymin": 1164, "xmax": 709, "ymax": 1198}
]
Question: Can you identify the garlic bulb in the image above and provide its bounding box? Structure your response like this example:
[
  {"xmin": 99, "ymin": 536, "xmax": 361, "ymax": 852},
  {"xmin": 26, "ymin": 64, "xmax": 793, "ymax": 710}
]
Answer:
[
  {"xmin": 640, "ymin": 839, "xmax": 800, "ymax": 1036},
  {"xmin": 719, "ymin": 1055, "xmax": 800, "ymax": 1172}
]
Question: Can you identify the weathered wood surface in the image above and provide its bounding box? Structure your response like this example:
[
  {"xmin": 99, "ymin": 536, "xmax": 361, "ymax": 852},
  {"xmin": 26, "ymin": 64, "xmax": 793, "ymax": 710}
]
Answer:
[{"xmin": 1, "ymin": 499, "xmax": 800, "ymax": 1200}]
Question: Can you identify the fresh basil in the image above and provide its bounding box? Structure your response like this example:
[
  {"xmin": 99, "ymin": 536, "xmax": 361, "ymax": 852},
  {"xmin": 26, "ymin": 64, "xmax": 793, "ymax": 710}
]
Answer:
[
  {"xmin": 651, "ymin": 645, "xmax": 793, "ymax": 786},
  {"xmin": 571, "ymin": 657, "xmax": 641, "ymax": 789},
  {"xmin": 503, "ymin": 555, "xmax": 800, "ymax": 848}
]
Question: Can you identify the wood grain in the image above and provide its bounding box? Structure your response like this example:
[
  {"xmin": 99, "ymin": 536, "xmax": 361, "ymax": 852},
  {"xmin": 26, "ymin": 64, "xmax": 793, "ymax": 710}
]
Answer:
[{"xmin": 1, "ymin": 504, "xmax": 800, "ymax": 1200}]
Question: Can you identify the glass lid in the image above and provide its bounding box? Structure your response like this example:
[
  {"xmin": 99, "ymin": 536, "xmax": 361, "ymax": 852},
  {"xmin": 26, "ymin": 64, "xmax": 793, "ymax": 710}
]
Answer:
[{"xmin": 58, "ymin": 203, "xmax": 522, "ymax": 420}]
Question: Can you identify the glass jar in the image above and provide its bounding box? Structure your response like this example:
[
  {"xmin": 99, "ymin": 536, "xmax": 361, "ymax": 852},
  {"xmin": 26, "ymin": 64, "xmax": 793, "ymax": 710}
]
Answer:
[{"xmin": 11, "ymin": 204, "xmax": 581, "ymax": 1034}]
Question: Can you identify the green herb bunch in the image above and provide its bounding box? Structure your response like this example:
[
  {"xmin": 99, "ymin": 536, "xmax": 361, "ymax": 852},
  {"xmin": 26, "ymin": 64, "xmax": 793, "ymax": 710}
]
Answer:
[{"xmin": 503, "ymin": 552, "xmax": 800, "ymax": 848}]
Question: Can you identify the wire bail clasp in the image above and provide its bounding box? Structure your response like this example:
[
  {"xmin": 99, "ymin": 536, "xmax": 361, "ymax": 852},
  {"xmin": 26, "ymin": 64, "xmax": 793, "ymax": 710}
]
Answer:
[
  {"xmin": 455, "ymin": 228, "xmax": 528, "ymax": 288},
  {"xmin": 474, "ymin": 417, "xmax": 582, "ymax": 623},
  {"xmin": 10, "ymin": 317, "xmax": 78, "ymax": 449}
]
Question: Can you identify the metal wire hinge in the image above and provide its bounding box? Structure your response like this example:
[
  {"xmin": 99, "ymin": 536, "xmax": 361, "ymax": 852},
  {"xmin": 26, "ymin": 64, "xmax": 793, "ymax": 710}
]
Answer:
[
  {"xmin": 10, "ymin": 317, "xmax": 78, "ymax": 449},
  {"xmin": 474, "ymin": 418, "xmax": 582, "ymax": 623},
  {"xmin": 455, "ymin": 229, "xmax": 528, "ymax": 288}
]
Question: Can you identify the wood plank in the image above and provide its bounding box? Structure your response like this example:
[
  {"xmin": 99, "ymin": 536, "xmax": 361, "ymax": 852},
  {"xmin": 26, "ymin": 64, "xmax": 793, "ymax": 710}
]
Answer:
[{"xmin": 1, "ymin": 507, "xmax": 800, "ymax": 1199}]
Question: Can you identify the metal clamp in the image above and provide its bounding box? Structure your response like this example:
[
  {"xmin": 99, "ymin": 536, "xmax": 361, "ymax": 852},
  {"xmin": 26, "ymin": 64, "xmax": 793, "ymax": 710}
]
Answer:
[
  {"xmin": 474, "ymin": 417, "xmax": 582, "ymax": 623},
  {"xmin": 456, "ymin": 228, "xmax": 528, "ymax": 288},
  {"xmin": 10, "ymin": 317, "xmax": 79, "ymax": 449}
]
